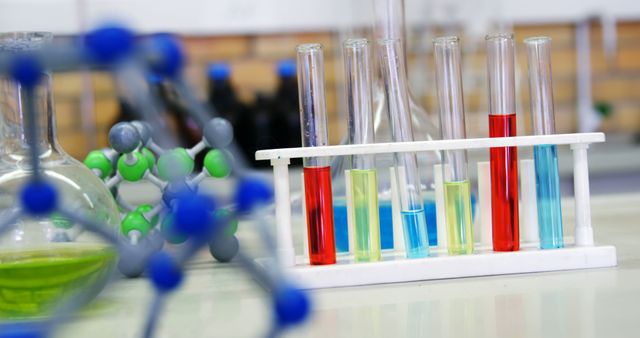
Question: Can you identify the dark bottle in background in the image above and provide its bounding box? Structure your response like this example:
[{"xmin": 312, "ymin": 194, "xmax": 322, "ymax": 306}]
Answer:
[
  {"xmin": 207, "ymin": 63, "xmax": 254, "ymax": 162},
  {"xmin": 207, "ymin": 63, "xmax": 241, "ymax": 122},
  {"xmin": 114, "ymin": 74, "xmax": 201, "ymax": 148},
  {"xmin": 271, "ymin": 59, "xmax": 302, "ymax": 165},
  {"xmin": 252, "ymin": 92, "xmax": 275, "ymax": 168},
  {"xmin": 149, "ymin": 74, "xmax": 202, "ymax": 147}
]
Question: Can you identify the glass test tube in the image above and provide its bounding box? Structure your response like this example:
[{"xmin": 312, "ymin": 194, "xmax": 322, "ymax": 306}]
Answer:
[
  {"xmin": 378, "ymin": 39, "xmax": 429, "ymax": 258},
  {"xmin": 344, "ymin": 39, "xmax": 382, "ymax": 262},
  {"xmin": 486, "ymin": 33, "xmax": 520, "ymax": 252},
  {"xmin": 433, "ymin": 36, "xmax": 474, "ymax": 255},
  {"xmin": 297, "ymin": 43, "xmax": 336, "ymax": 265},
  {"xmin": 524, "ymin": 36, "xmax": 564, "ymax": 249}
]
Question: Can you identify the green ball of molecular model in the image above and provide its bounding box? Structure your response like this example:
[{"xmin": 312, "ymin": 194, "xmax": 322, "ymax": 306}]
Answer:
[
  {"xmin": 117, "ymin": 151, "xmax": 150, "ymax": 182},
  {"xmin": 157, "ymin": 148, "xmax": 194, "ymax": 181},
  {"xmin": 84, "ymin": 150, "xmax": 113, "ymax": 179},
  {"xmin": 204, "ymin": 149, "xmax": 230, "ymax": 178}
]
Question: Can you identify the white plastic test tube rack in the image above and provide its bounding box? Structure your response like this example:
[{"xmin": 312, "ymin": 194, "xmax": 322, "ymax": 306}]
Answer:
[{"xmin": 255, "ymin": 133, "xmax": 617, "ymax": 289}]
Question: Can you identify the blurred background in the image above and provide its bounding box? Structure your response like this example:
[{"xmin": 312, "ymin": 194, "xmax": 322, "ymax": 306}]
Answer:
[{"xmin": 1, "ymin": 0, "xmax": 639, "ymax": 192}]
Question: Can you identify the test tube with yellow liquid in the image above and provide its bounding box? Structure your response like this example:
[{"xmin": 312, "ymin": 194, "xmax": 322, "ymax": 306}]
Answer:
[
  {"xmin": 433, "ymin": 36, "xmax": 474, "ymax": 255},
  {"xmin": 344, "ymin": 39, "xmax": 381, "ymax": 262}
]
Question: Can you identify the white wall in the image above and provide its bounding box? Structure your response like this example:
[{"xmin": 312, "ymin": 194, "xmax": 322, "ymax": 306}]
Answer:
[{"xmin": 1, "ymin": 0, "xmax": 639, "ymax": 35}]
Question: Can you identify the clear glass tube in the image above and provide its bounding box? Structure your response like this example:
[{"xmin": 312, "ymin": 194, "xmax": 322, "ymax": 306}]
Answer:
[
  {"xmin": 345, "ymin": 38, "xmax": 375, "ymax": 169},
  {"xmin": 344, "ymin": 38, "xmax": 381, "ymax": 262},
  {"xmin": 433, "ymin": 36, "xmax": 468, "ymax": 182},
  {"xmin": 486, "ymin": 33, "xmax": 516, "ymax": 116},
  {"xmin": 373, "ymin": 0, "xmax": 406, "ymax": 42},
  {"xmin": 297, "ymin": 43, "xmax": 330, "ymax": 167},
  {"xmin": 296, "ymin": 43, "xmax": 336, "ymax": 265},
  {"xmin": 433, "ymin": 36, "xmax": 473, "ymax": 255},
  {"xmin": 525, "ymin": 36, "xmax": 556, "ymax": 135},
  {"xmin": 486, "ymin": 33, "xmax": 520, "ymax": 252},
  {"xmin": 525, "ymin": 36, "xmax": 563, "ymax": 249},
  {"xmin": 377, "ymin": 38, "xmax": 429, "ymax": 259}
]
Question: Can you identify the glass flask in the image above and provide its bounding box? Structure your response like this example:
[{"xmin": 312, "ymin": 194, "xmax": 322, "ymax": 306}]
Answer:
[
  {"xmin": 330, "ymin": 0, "xmax": 442, "ymax": 254},
  {"xmin": 0, "ymin": 32, "xmax": 120, "ymax": 318}
]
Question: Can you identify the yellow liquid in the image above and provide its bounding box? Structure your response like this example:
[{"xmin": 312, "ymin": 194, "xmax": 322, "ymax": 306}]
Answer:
[
  {"xmin": 444, "ymin": 180, "xmax": 474, "ymax": 255},
  {"xmin": 0, "ymin": 244, "xmax": 116, "ymax": 318},
  {"xmin": 350, "ymin": 169, "xmax": 381, "ymax": 262}
]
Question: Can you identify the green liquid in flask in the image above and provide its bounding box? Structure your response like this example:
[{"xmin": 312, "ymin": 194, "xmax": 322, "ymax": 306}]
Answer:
[
  {"xmin": 0, "ymin": 244, "xmax": 116, "ymax": 318},
  {"xmin": 444, "ymin": 180, "xmax": 474, "ymax": 255},
  {"xmin": 350, "ymin": 169, "xmax": 381, "ymax": 262}
]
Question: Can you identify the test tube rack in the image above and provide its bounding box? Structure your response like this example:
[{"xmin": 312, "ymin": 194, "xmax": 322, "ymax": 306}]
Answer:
[{"xmin": 255, "ymin": 132, "xmax": 617, "ymax": 289}]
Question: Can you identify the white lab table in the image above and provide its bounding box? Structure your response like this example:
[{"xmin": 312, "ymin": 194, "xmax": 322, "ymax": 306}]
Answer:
[{"xmin": 58, "ymin": 192, "xmax": 640, "ymax": 338}]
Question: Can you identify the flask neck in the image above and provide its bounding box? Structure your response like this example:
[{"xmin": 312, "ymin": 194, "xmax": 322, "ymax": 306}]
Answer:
[{"xmin": 0, "ymin": 74, "xmax": 61, "ymax": 163}]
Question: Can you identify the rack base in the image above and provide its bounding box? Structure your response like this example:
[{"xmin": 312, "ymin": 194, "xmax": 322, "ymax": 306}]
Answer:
[{"xmin": 261, "ymin": 245, "xmax": 616, "ymax": 289}]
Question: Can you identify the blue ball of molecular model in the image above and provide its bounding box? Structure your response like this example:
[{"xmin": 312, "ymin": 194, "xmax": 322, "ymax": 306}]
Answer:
[
  {"xmin": 234, "ymin": 176, "xmax": 274, "ymax": 214},
  {"xmin": 174, "ymin": 194, "xmax": 216, "ymax": 237},
  {"xmin": 274, "ymin": 285, "xmax": 311, "ymax": 328},
  {"xmin": 84, "ymin": 25, "xmax": 134, "ymax": 64},
  {"xmin": 20, "ymin": 180, "xmax": 57, "ymax": 215},
  {"xmin": 10, "ymin": 54, "xmax": 43, "ymax": 88},
  {"xmin": 145, "ymin": 34, "xmax": 184, "ymax": 78},
  {"xmin": 148, "ymin": 251, "xmax": 183, "ymax": 292}
]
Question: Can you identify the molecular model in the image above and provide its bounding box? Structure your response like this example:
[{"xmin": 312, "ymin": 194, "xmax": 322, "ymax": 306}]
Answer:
[
  {"xmin": 0, "ymin": 25, "xmax": 310, "ymax": 338},
  {"xmin": 83, "ymin": 117, "xmax": 240, "ymax": 271}
]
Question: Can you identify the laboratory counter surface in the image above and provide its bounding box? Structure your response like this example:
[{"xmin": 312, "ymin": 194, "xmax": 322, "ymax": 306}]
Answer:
[{"xmin": 57, "ymin": 192, "xmax": 640, "ymax": 338}]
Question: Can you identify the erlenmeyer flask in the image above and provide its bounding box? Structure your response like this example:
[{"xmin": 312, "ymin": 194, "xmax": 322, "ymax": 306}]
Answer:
[
  {"xmin": 333, "ymin": 0, "xmax": 441, "ymax": 252},
  {"xmin": 0, "ymin": 32, "xmax": 120, "ymax": 318}
]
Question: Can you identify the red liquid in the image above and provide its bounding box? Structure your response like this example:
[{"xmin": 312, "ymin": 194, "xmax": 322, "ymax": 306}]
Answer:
[
  {"xmin": 303, "ymin": 166, "xmax": 337, "ymax": 265},
  {"xmin": 489, "ymin": 114, "xmax": 520, "ymax": 251}
]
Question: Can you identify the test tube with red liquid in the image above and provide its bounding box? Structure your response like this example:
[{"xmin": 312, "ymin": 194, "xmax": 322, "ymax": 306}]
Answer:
[
  {"xmin": 486, "ymin": 33, "xmax": 520, "ymax": 251},
  {"xmin": 296, "ymin": 43, "xmax": 336, "ymax": 265}
]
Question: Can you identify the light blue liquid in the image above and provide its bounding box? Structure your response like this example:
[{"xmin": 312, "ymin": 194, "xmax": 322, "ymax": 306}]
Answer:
[
  {"xmin": 533, "ymin": 144, "xmax": 564, "ymax": 249},
  {"xmin": 400, "ymin": 209, "xmax": 430, "ymax": 258}
]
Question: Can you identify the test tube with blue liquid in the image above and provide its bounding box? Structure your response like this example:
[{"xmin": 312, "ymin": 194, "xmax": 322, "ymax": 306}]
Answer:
[
  {"xmin": 524, "ymin": 36, "xmax": 564, "ymax": 249},
  {"xmin": 378, "ymin": 38, "xmax": 430, "ymax": 258},
  {"xmin": 297, "ymin": 43, "xmax": 337, "ymax": 265},
  {"xmin": 433, "ymin": 36, "xmax": 474, "ymax": 255},
  {"xmin": 344, "ymin": 38, "xmax": 382, "ymax": 262}
]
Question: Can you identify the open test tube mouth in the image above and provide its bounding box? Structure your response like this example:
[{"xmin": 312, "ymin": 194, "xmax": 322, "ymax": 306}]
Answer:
[
  {"xmin": 523, "ymin": 36, "xmax": 552, "ymax": 45},
  {"xmin": 433, "ymin": 35, "xmax": 459, "ymax": 46},
  {"xmin": 344, "ymin": 38, "xmax": 369, "ymax": 49},
  {"xmin": 485, "ymin": 32, "xmax": 514, "ymax": 42},
  {"xmin": 296, "ymin": 43, "xmax": 322, "ymax": 54}
]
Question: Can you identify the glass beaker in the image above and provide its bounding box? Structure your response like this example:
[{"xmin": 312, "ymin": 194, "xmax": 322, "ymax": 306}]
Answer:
[{"xmin": 0, "ymin": 32, "xmax": 120, "ymax": 318}]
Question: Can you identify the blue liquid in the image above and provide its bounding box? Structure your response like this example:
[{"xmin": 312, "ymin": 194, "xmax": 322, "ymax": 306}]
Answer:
[
  {"xmin": 400, "ymin": 209, "xmax": 430, "ymax": 258},
  {"xmin": 533, "ymin": 144, "xmax": 564, "ymax": 249}
]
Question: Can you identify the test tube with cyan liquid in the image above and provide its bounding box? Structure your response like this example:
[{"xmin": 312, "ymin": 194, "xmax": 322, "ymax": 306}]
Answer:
[
  {"xmin": 344, "ymin": 38, "xmax": 381, "ymax": 262},
  {"xmin": 524, "ymin": 36, "xmax": 564, "ymax": 249},
  {"xmin": 433, "ymin": 36, "xmax": 474, "ymax": 255},
  {"xmin": 296, "ymin": 43, "xmax": 336, "ymax": 265},
  {"xmin": 378, "ymin": 38, "xmax": 430, "ymax": 259}
]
